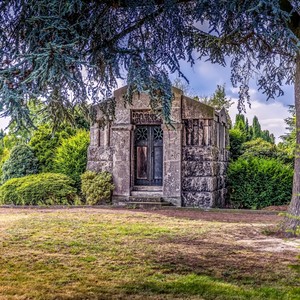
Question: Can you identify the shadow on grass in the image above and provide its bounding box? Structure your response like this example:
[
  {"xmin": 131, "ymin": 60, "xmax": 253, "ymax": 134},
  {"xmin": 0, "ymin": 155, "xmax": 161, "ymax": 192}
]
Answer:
[{"xmin": 122, "ymin": 273, "xmax": 300, "ymax": 300}]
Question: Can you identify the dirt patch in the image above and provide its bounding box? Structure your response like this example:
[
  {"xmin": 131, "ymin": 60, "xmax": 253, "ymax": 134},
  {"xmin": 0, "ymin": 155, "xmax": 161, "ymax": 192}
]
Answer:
[
  {"xmin": 238, "ymin": 238, "xmax": 300, "ymax": 252},
  {"xmin": 0, "ymin": 206, "xmax": 284, "ymax": 224},
  {"xmin": 139, "ymin": 208, "xmax": 283, "ymax": 224}
]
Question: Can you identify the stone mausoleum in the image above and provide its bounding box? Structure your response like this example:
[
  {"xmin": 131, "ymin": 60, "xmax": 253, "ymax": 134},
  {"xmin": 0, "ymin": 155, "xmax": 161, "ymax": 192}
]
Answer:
[{"xmin": 87, "ymin": 86, "xmax": 229, "ymax": 208}]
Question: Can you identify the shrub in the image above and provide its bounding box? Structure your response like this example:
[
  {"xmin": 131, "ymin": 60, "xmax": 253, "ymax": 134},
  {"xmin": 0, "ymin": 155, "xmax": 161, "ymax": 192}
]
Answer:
[
  {"xmin": 228, "ymin": 157, "xmax": 293, "ymax": 209},
  {"xmin": 2, "ymin": 145, "xmax": 39, "ymax": 182},
  {"xmin": 229, "ymin": 128, "xmax": 246, "ymax": 160},
  {"xmin": 54, "ymin": 130, "xmax": 90, "ymax": 189},
  {"xmin": 81, "ymin": 171, "xmax": 114, "ymax": 205},
  {"xmin": 0, "ymin": 173, "xmax": 77, "ymax": 205},
  {"xmin": 240, "ymin": 138, "xmax": 278, "ymax": 159},
  {"xmin": 0, "ymin": 147, "xmax": 10, "ymax": 180},
  {"xmin": 29, "ymin": 124, "xmax": 75, "ymax": 172}
]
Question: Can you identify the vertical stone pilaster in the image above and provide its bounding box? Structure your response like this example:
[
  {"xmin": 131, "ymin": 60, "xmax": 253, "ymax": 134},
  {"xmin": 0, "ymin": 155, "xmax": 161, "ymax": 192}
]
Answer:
[
  {"xmin": 89, "ymin": 123, "xmax": 99, "ymax": 147},
  {"xmin": 162, "ymin": 123, "xmax": 183, "ymax": 206},
  {"xmin": 111, "ymin": 124, "xmax": 133, "ymax": 197}
]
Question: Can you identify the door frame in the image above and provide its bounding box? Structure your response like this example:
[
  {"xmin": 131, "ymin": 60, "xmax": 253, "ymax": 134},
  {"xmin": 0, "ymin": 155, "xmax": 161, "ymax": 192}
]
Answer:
[
  {"xmin": 130, "ymin": 110, "xmax": 163, "ymax": 189},
  {"xmin": 133, "ymin": 125, "xmax": 163, "ymax": 186}
]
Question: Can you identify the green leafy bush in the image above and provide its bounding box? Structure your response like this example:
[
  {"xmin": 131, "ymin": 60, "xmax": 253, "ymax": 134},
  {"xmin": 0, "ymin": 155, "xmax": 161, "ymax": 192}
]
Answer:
[
  {"xmin": 0, "ymin": 147, "xmax": 10, "ymax": 180},
  {"xmin": 229, "ymin": 128, "xmax": 246, "ymax": 160},
  {"xmin": 240, "ymin": 138, "xmax": 278, "ymax": 159},
  {"xmin": 81, "ymin": 171, "xmax": 114, "ymax": 205},
  {"xmin": 29, "ymin": 124, "xmax": 75, "ymax": 172},
  {"xmin": 228, "ymin": 157, "xmax": 293, "ymax": 209},
  {"xmin": 0, "ymin": 173, "xmax": 77, "ymax": 205},
  {"xmin": 2, "ymin": 145, "xmax": 39, "ymax": 182},
  {"xmin": 54, "ymin": 130, "xmax": 90, "ymax": 189}
]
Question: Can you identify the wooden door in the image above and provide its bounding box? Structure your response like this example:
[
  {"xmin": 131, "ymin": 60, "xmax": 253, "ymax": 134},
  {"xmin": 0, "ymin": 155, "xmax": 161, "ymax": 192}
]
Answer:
[{"xmin": 134, "ymin": 126, "xmax": 163, "ymax": 186}]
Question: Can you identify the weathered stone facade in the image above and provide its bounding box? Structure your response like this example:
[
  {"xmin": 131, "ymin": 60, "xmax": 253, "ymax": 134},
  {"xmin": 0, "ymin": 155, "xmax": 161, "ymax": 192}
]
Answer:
[{"xmin": 87, "ymin": 86, "xmax": 229, "ymax": 208}]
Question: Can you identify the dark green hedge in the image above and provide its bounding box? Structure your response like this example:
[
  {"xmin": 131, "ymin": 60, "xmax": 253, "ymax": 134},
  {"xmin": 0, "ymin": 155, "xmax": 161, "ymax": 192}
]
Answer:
[
  {"xmin": 227, "ymin": 157, "xmax": 293, "ymax": 209},
  {"xmin": 0, "ymin": 173, "xmax": 77, "ymax": 205}
]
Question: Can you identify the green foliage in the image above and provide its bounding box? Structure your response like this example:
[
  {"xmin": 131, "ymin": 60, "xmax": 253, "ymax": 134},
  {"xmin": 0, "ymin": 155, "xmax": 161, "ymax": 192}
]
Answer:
[
  {"xmin": 54, "ymin": 130, "xmax": 90, "ymax": 189},
  {"xmin": 233, "ymin": 114, "xmax": 275, "ymax": 144},
  {"xmin": 279, "ymin": 105, "xmax": 296, "ymax": 158},
  {"xmin": 201, "ymin": 84, "xmax": 233, "ymax": 126},
  {"xmin": 241, "ymin": 138, "xmax": 278, "ymax": 159},
  {"xmin": 1, "ymin": 1, "xmax": 298, "ymax": 128},
  {"xmin": 2, "ymin": 145, "xmax": 39, "ymax": 182},
  {"xmin": 251, "ymin": 116, "xmax": 262, "ymax": 140},
  {"xmin": 0, "ymin": 173, "xmax": 77, "ymax": 205},
  {"xmin": 81, "ymin": 171, "xmax": 114, "ymax": 205},
  {"xmin": 228, "ymin": 157, "xmax": 293, "ymax": 209},
  {"xmin": 203, "ymin": 84, "xmax": 233, "ymax": 111},
  {"xmin": 29, "ymin": 124, "xmax": 75, "ymax": 172},
  {"xmin": 0, "ymin": 147, "xmax": 9, "ymax": 181},
  {"xmin": 228, "ymin": 129, "xmax": 246, "ymax": 160}
]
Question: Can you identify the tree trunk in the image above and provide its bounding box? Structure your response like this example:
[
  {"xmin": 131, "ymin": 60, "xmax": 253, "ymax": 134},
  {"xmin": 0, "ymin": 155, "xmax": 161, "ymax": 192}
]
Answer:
[{"xmin": 282, "ymin": 52, "xmax": 300, "ymax": 235}]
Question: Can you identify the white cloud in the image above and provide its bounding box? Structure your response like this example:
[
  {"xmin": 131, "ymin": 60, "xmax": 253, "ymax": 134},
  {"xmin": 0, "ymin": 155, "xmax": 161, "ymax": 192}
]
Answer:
[
  {"xmin": 0, "ymin": 117, "xmax": 9, "ymax": 131},
  {"xmin": 229, "ymin": 99, "xmax": 290, "ymax": 143}
]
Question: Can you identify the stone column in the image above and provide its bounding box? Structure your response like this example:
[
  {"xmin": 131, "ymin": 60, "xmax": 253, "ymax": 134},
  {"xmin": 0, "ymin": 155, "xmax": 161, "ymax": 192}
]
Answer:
[
  {"xmin": 162, "ymin": 123, "xmax": 183, "ymax": 206},
  {"xmin": 111, "ymin": 124, "xmax": 133, "ymax": 199}
]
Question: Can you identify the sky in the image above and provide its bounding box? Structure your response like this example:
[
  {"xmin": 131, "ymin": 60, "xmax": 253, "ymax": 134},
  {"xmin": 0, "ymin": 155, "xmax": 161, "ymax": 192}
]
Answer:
[{"xmin": 175, "ymin": 59, "xmax": 294, "ymax": 143}]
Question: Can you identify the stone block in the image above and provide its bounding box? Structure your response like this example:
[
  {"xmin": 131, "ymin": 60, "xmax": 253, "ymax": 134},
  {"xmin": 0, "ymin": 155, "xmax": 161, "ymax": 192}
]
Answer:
[
  {"xmin": 182, "ymin": 177, "xmax": 218, "ymax": 192},
  {"xmin": 113, "ymin": 160, "xmax": 130, "ymax": 196},
  {"xmin": 219, "ymin": 162, "xmax": 228, "ymax": 176},
  {"xmin": 88, "ymin": 146, "xmax": 113, "ymax": 162},
  {"xmin": 182, "ymin": 161, "xmax": 219, "ymax": 177},
  {"xmin": 86, "ymin": 161, "xmax": 113, "ymax": 173},
  {"xmin": 182, "ymin": 146, "xmax": 219, "ymax": 161},
  {"xmin": 213, "ymin": 189, "xmax": 227, "ymax": 208},
  {"xmin": 163, "ymin": 161, "xmax": 181, "ymax": 197},
  {"xmin": 217, "ymin": 176, "xmax": 227, "ymax": 189},
  {"xmin": 182, "ymin": 96, "xmax": 214, "ymax": 119},
  {"xmin": 182, "ymin": 191, "xmax": 215, "ymax": 208},
  {"xmin": 170, "ymin": 107, "xmax": 182, "ymax": 123}
]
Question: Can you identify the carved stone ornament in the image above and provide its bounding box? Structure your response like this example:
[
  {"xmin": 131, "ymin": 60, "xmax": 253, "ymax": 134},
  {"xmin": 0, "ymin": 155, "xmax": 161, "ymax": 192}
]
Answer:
[{"xmin": 132, "ymin": 110, "xmax": 162, "ymax": 125}]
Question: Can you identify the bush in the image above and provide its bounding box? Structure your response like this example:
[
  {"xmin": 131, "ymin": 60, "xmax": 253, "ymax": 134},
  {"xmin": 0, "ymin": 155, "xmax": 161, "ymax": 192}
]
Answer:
[
  {"xmin": 0, "ymin": 147, "xmax": 10, "ymax": 180},
  {"xmin": 228, "ymin": 157, "xmax": 293, "ymax": 209},
  {"xmin": 2, "ymin": 145, "xmax": 39, "ymax": 182},
  {"xmin": 54, "ymin": 130, "xmax": 90, "ymax": 189},
  {"xmin": 0, "ymin": 173, "xmax": 77, "ymax": 205},
  {"xmin": 29, "ymin": 124, "xmax": 75, "ymax": 172},
  {"xmin": 240, "ymin": 138, "xmax": 278, "ymax": 159},
  {"xmin": 229, "ymin": 128, "xmax": 246, "ymax": 160},
  {"xmin": 81, "ymin": 171, "xmax": 114, "ymax": 205}
]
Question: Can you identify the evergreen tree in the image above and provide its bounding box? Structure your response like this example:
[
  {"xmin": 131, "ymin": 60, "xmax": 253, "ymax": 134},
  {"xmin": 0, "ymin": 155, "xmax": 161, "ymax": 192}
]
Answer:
[
  {"xmin": 252, "ymin": 116, "xmax": 262, "ymax": 140},
  {"xmin": 203, "ymin": 84, "xmax": 233, "ymax": 111},
  {"xmin": 29, "ymin": 125, "xmax": 75, "ymax": 173},
  {"xmin": 2, "ymin": 145, "xmax": 39, "ymax": 182},
  {"xmin": 202, "ymin": 84, "xmax": 233, "ymax": 126},
  {"xmin": 234, "ymin": 114, "xmax": 246, "ymax": 133},
  {"xmin": 279, "ymin": 105, "xmax": 296, "ymax": 158}
]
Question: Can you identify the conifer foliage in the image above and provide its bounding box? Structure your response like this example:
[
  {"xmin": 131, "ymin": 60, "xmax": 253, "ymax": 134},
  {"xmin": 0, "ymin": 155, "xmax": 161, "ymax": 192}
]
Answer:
[
  {"xmin": 0, "ymin": 1, "xmax": 298, "ymax": 127},
  {"xmin": 2, "ymin": 145, "xmax": 39, "ymax": 183}
]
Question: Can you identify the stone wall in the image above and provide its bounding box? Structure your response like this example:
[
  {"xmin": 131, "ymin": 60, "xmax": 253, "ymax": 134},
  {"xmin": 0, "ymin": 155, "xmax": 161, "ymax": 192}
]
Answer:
[{"xmin": 181, "ymin": 98, "xmax": 229, "ymax": 208}]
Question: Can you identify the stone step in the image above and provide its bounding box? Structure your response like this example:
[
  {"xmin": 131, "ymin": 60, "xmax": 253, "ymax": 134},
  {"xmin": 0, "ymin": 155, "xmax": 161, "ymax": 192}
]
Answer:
[
  {"xmin": 131, "ymin": 191, "xmax": 163, "ymax": 198},
  {"xmin": 133, "ymin": 186, "xmax": 162, "ymax": 192},
  {"xmin": 125, "ymin": 201, "xmax": 172, "ymax": 209},
  {"xmin": 128, "ymin": 196, "xmax": 163, "ymax": 202}
]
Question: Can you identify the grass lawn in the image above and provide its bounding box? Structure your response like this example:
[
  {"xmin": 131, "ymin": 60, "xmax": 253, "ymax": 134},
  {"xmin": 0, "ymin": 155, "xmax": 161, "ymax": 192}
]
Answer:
[{"xmin": 0, "ymin": 207, "xmax": 299, "ymax": 300}]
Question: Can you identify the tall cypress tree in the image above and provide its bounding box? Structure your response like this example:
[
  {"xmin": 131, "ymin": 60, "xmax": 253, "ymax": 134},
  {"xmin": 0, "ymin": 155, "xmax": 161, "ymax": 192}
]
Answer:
[{"xmin": 252, "ymin": 116, "xmax": 262, "ymax": 140}]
